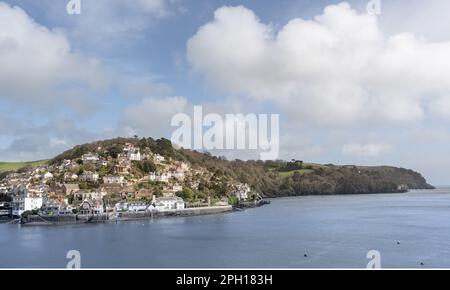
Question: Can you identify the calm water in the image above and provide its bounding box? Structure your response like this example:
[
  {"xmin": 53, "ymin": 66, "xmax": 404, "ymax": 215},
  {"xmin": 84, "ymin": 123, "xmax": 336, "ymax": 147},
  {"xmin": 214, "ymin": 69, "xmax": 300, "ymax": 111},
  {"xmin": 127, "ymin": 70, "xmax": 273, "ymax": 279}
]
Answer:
[{"xmin": 2, "ymin": 189, "xmax": 450, "ymax": 268}]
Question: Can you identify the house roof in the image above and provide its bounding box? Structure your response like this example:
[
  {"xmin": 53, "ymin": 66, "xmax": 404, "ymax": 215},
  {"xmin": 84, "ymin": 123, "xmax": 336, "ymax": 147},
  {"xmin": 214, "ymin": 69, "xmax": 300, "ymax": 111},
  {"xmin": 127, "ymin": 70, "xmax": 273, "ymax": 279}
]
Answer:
[
  {"xmin": 156, "ymin": 197, "xmax": 183, "ymax": 202},
  {"xmin": 63, "ymin": 184, "xmax": 80, "ymax": 191}
]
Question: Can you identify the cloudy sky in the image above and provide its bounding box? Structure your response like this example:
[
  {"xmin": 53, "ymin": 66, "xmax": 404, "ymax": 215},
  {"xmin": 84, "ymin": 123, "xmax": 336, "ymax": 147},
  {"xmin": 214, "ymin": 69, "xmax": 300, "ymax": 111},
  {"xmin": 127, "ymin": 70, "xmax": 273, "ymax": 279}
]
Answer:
[{"xmin": 1, "ymin": 0, "xmax": 450, "ymax": 185}]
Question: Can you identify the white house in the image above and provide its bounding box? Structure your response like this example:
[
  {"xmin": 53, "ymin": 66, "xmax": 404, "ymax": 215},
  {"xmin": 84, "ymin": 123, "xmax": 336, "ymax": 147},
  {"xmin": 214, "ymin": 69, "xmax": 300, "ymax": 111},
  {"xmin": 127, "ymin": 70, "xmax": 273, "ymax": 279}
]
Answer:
[
  {"xmin": 154, "ymin": 154, "xmax": 165, "ymax": 163},
  {"xmin": 115, "ymin": 202, "xmax": 149, "ymax": 212},
  {"xmin": 81, "ymin": 153, "xmax": 99, "ymax": 163},
  {"xmin": 127, "ymin": 149, "xmax": 141, "ymax": 161},
  {"xmin": 115, "ymin": 202, "xmax": 128, "ymax": 212},
  {"xmin": 24, "ymin": 197, "xmax": 43, "ymax": 213},
  {"xmin": 43, "ymin": 172, "xmax": 54, "ymax": 180},
  {"xmin": 103, "ymin": 176, "xmax": 125, "ymax": 184},
  {"xmin": 149, "ymin": 172, "xmax": 171, "ymax": 183},
  {"xmin": 80, "ymin": 171, "xmax": 99, "ymax": 182},
  {"xmin": 82, "ymin": 191, "xmax": 105, "ymax": 201},
  {"xmin": 79, "ymin": 199, "xmax": 103, "ymax": 215},
  {"xmin": 154, "ymin": 196, "xmax": 185, "ymax": 211},
  {"xmin": 64, "ymin": 173, "xmax": 78, "ymax": 181},
  {"xmin": 233, "ymin": 183, "xmax": 251, "ymax": 201},
  {"xmin": 128, "ymin": 202, "xmax": 149, "ymax": 212},
  {"xmin": 123, "ymin": 143, "xmax": 135, "ymax": 152}
]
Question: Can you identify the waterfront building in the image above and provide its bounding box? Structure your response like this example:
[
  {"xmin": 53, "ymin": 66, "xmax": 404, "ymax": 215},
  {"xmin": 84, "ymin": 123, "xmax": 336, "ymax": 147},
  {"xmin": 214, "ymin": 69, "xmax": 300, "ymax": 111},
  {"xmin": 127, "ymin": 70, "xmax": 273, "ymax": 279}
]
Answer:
[
  {"xmin": 24, "ymin": 197, "xmax": 43, "ymax": 212},
  {"xmin": 12, "ymin": 196, "xmax": 44, "ymax": 216},
  {"xmin": 232, "ymin": 183, "xmax": 251, "ymax": 201},
  {"xmin": 0, "ymin": 202, "xmax": 12, "ymax": 217},
  {"xmin": 12, "ymin": 196, "xmax": 24, "ymax": 216},
  {"xmin": 154, "ymin": 196, "xmax": 185, "ymax": 211},
  {"xmin": 128, "ymin": 202, "xmax": 149, "ymax": 212},
  {"xmin": 79, "ymin": 199, "xmax": 104, "ymax": 215}
]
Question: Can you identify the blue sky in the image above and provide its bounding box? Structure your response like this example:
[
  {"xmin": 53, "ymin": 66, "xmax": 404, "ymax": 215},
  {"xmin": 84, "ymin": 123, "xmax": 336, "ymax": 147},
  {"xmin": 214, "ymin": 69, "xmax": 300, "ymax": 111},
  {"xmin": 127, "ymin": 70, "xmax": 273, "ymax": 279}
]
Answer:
[{"xmin": 2, "ymin": 0, "xmax": 450, "ymax": 185}]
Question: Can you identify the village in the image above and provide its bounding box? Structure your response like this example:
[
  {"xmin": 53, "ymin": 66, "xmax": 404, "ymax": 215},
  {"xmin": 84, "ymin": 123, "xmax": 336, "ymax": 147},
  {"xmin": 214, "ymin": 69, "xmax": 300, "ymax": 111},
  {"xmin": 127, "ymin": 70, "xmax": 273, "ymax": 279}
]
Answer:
[{"xmin": 0, "ymin": 141, "xmax": 259, "ymax": 224}]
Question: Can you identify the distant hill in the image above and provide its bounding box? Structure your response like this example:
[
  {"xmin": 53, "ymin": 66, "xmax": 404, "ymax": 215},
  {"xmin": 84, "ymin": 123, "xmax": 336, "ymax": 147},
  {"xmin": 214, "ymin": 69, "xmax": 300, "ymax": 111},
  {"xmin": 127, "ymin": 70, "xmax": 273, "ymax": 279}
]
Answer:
[
  {"xmin": 7, "ymin": 137, "xmax": 435, "ymax": 197},
  {"xmin": 0, "ymin": 160, "xmax": 48, "ymax": 173}
]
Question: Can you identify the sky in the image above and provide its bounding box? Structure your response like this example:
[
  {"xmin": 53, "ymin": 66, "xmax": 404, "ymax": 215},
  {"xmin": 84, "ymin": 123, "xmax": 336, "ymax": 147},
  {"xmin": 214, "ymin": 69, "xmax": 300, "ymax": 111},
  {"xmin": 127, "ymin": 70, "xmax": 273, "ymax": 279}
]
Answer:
[{"xmin": 1, "ymin": 0, "xmax": 450, "ymax": 185}]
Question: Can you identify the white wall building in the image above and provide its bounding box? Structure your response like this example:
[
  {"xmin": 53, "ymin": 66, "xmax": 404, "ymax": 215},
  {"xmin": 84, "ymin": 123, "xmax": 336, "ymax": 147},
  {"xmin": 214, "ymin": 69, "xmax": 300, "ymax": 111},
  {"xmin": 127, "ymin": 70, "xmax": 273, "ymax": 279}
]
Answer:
[
  {"xmin": 82, "ymin": 153, "xmax": 99, "ymax": 163},
  {"xmin": 12, "ymin": 196, "xmax": 24, "ymax": 216},
  {"xmin": 127, "ymin": 150, "xmax": 141, "ymax": 161},
  {"xmin": 128, "ymin": 202, "xmax": 149, "ymax": 212},
  {"xmin": 149, "ymin": 172, "xmax": 171, "ymax": 183},
  {"xmin": 43, "ymin": 172, "xmax": 54, "ymax": 180},
  {"xmin": 115, "ymin": 202, "xmax": 149, "ymax": 212},
  {"xmin": 25, "ymin": 197, "xmax": 43, "ymax": 211},
  {"xmin": 80, "ymin": 171, "xmax": 99, "ymax": 182},
  {"xmin": 154, "ymin": 197, "xmax": 185, "ymax": 211},
  {"xmin": 154, "ymin": 154, "xmax": 165, "ymax": 163},
  {"xmin": 233, "ymin": 183, "xmax": 251, "ymax": 201},
  {"xmin": 103, "ymin": 176, "xmax": 125, "ymax": 184}
]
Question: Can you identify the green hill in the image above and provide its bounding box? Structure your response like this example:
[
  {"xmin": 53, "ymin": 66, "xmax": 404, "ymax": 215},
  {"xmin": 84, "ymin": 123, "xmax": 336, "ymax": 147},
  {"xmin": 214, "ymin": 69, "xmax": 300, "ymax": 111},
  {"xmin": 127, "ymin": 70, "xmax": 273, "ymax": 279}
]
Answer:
[
  {"xmin": 0, "ymin": 160, "xmax": 48, "ymax": 173},
  {"xmin": 17, "ymin": 136, "xmax": 434, "ymax": 197}
]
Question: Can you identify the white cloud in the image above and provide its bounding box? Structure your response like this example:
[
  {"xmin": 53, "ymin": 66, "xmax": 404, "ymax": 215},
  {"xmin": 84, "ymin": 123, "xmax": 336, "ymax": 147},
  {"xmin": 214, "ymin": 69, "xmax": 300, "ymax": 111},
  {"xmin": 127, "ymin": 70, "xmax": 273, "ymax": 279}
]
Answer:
[
  {"xmin": 428, "ymin": 97, "xmax": 450, "ymax": 119},
  {"xmin": 121, "ymin": 96, "xmax": 190, "ymax": 137},
  {"xmin": 0, "ymin": 2, "xmax": 110, "ymax": 104},
  {"xmin": 187, "ymin": 3, "xmax": 450, "ymax": 126},
  {"xmin": 0, "ymin": 118, "xmax": 99, "ymax": 162},
  {"xmin": 342, "ymin": 143, "xmax": 392, "ymax": 157},
  {"xmin": 379, "ymin": 0, "xmax": 450, "ymax": 42}
]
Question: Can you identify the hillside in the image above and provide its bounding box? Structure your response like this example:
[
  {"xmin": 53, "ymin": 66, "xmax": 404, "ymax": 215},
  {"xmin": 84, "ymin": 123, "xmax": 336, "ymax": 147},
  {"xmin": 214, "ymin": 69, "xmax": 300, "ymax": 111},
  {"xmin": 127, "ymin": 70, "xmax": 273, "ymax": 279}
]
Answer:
[
  {"xmin": 0, "ymin": 160, "xmax": 48, "ymax": 173},
  {"xmin": 47, "ymin": 137, "xmax": 434, "ymax": 197}
]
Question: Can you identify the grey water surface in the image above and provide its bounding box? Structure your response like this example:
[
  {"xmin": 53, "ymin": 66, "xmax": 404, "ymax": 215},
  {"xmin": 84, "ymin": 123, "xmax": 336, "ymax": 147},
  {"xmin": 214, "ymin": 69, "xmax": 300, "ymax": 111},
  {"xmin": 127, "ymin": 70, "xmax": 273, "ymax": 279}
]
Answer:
[{"xmin": 2, "ymin": 189, "xmax": 450, "ymax": 268}]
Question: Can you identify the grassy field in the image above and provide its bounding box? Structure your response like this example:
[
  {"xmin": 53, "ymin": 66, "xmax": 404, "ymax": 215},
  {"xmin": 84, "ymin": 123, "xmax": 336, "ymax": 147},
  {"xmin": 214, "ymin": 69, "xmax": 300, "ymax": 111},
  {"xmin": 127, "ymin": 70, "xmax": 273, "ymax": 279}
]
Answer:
[
  {"xmin": 0, "ymin": 160, "xmax": 48, "ymax": 172},
  {"xmin": 277, "ymin": 169, "xmax": 315, "ymax": 177},
  {"xmin": 269, "ymin": 162, "xmax": 329, "ymax": 177}
]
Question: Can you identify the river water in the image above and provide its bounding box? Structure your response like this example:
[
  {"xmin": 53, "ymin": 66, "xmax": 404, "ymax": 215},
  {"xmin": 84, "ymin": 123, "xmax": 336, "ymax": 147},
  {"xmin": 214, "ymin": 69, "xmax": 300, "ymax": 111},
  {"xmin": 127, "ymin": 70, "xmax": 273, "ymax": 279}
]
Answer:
[{"xmin": 1, "ymin": 188, "xmax": 450, "ymax": 268}]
